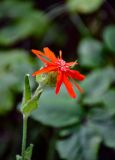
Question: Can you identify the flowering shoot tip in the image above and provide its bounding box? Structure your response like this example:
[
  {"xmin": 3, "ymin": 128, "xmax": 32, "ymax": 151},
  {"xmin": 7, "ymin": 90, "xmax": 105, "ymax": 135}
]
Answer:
[{"xmin": 31, "ymin": 47, "xmax": 85, "ymax": 98}]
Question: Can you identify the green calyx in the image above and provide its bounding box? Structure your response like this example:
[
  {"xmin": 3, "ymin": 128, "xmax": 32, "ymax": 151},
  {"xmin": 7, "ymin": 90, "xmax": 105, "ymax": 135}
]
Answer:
[{"xmin": 36, "ymin": 71, "xmax": 57, "ymax": 88}]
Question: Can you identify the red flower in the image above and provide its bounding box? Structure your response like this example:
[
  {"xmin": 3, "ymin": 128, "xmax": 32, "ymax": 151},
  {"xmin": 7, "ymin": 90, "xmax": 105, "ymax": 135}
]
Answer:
[{"xmin": 32, "ymin": 47, "xmax": 85, "ymax": 98}]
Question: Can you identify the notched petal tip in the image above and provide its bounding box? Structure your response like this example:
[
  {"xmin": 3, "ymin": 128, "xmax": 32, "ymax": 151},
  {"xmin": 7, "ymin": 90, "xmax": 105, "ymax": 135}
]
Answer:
[
  {"xmin": 55, "ymin": 90, "xmax": 59, "ymax": 95},
  {"xmin": 43, "ymin": 47, "xmax": 49, "ymax": 50},
  {"xmin": 71, "ymin": 94, "xmax": 77, "ymax": 98},
  {"xmin": 31, "ymin": 49, "xmax": 37, "ymax": 53},
  {"xmin": 80, "ymin": 75, "xmax": 86, "ymax": 81}
]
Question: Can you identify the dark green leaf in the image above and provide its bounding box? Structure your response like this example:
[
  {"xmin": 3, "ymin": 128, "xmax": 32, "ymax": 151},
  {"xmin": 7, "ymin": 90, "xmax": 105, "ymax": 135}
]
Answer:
[
  {"xmin": 103, "ymin": 25, "xmax": 115, "ymax": 53},
  {"xmin": 0, "ymin": 1, "xmax": 32, "ymax": 18},
  {"xmin": 31, "ymin": 86, "xmax": 82, "ymax": 127},
  {"xmin": 0, "ymin": 50, "xmax": 34, "ymax": 91},
  {"xmin": 101, "ymin": 90, "xmax": 115, "ymax": 114},
  {"xmin": 89, "ymin": 108, "xmax": 115, "ymax": 148},
  {"xmin": 82, "ymin": 67, "xmax": 115, "ymax": 104},
  {"xmin": 78, "ymin": 38, "xmax": 103, "ymax": 67},
  {"xmin": 57, "ymin": 123, "xmax": 101, "ymax": 160},
  {"xmin": 0, "ymin": 50, "xmax": 34, "ymax": 115},
  {"xmin": 0, "ymin": 88, "xmax": 13, "ymax": 114},
  {"xmin": 0, "ymin": 1, "xmax": 50, "ymax": 46},
  {"xmin": 80, "ymin": 125, "xmax": 101, "ymax": 160},
  {"xmin": 57, "ymin": 133, "xmax": 82, "ymax": 160}
]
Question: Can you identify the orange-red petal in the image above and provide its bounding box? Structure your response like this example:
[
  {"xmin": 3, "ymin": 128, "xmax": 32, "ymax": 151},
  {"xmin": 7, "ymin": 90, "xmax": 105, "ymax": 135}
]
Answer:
[
  {"xmin": 63, "ymin": 73, "xmax": 76, "ymax": 98},
  {"xmin": 55, "ymin": 71, "xmax": 63, "ymax": 94},
  {"xmin": 35, "ymin": 53, "xmax": 51, "ymax": 65},
  {"xmin": 32, "ymin": 49, "xmax": 51, "ymax": 65},
  {"xmin": 43, "ymin": 47, "xmax": 57, "ymax": 62},
  {"xmin": 32, "ymin": 66, "xmax": 57, "ymax": 76},
  {"xmin": 32, "ymin": 49, "xmax": 45, "ymax": 57},
  {"xmin": 68, "ymin": 70, "xmax": 85, "ymax": 81}
]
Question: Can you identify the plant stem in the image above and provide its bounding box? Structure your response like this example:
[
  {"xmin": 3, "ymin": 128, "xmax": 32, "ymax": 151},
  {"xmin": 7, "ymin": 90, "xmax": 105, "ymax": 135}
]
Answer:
[{"xmin": 21, "ymin": 115, "xmax": 28, "ymax": 160}]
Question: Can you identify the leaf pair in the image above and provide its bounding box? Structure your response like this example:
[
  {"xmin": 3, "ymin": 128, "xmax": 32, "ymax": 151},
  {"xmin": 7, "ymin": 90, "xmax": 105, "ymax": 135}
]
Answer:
[
  {"xmin": 16, "ymin": 144, "xmax": 33, "ymax": 160},
  {"xmin": 21, "ymin": 74, "xmax": 42, "ymax": 117}
]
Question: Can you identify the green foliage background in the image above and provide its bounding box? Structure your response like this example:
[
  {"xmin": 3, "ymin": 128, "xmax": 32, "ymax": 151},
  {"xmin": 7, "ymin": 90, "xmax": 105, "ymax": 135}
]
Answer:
[{"xmin": 0, "ymin": 0, "xmax": 115, "ymax": 160}]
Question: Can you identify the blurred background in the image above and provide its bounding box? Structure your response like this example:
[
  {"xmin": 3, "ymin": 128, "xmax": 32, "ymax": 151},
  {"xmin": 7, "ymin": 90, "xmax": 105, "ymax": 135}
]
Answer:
[{"xmin": 0, "ymin": 0, "xmax": 115, "ymax": 160}]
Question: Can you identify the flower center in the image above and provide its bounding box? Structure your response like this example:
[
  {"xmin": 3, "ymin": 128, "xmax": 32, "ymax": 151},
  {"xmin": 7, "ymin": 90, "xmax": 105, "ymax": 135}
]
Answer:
[{"xmin": 56, "ymin": 59, "xmax": 68, "ymax": 71}]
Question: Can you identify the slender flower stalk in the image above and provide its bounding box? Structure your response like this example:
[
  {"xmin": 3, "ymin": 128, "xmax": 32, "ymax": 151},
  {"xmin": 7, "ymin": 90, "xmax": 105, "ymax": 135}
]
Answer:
[
  {"xmin": 32, "ymin": 47, "xmax": 85, "ymax": 98},
  {"xmin": 17, "ymin": 75, "xmax": 43, "ymax": 160},
  {"xmin": 21, "ymin": 115, "xmax": 28, "ymax": 160}
]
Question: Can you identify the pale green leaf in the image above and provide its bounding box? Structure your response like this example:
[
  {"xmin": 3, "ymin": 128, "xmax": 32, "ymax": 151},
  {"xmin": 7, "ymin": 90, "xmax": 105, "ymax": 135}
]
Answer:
[{"xmin": 67, "ymin": 0, "xmax": 104, "ymax": 13}]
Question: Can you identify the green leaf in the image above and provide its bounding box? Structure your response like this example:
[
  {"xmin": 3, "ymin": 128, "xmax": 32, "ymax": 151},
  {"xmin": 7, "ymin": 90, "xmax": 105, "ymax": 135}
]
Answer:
[
  {"xmin": 31, "ymin": 86, "xmax": 83, "ymax": 127},
  {"xmin": 16, "ymin": 144, "xmax": 33, "ymax": 160},
  {"xmin": 0, "ymin": 21, "xmax": 32, "ymax": 45},
  {"xmin": 67, "ymin": 0, "xmax": 104, "ymax": 13},
  {"xmin": 103, "ymin": 25, "xmax": 115, "ymax": 53},
  {"xmin": 0, "ymin": 1, "xmax": 32, "ymax": 18},
  {"xmin": 22, "ymin": 74, "xmax": 31, "ymax": 105},
  {"xmin": 78, "ymin": 38, "xmax": 103, "ymax": 67},
  {"xmin": 89, "ymin": 108, "xmax": 115, "ymax": 148},
  {"xmin": 57, "ymin": 123, "xmax": 101, "ymax": 160},
  {"xmin": 57, "ymin": 132, "xmax": 82, "ymax": 160},
  {"xmin": 22, "ymin": 86, "xmax": 42, "ymax": 116},
  {"xmin": 82, "ymin": 67, "xmax": 115, "ymax": 104},
  {"xmin": 0, "ymin": 88, "xmax": 13, "ymax": 114},
  {"xmin": 102, "ymin": 90, "xmax": 115, "ymax": 114},
  {"xmin": 24, "ymin": 144, "xmax": 33, "ymax": 160},
  {"xmin": 0, "ymin": 50, "xmax": 34, "ymax": 115},
  {"xmin": 22, "ymin": 93, "xmax": 40, "ymax": 116},
  {"xmin": 80, "ymin": 125, "xmax": 101, "ymax": 160},
  {"xmin": 0, "ymin": 1, "xmax": 50, "ymax": 46},
  {"xmin": 0, "ymin": 50, "xmax": 34, "ymax": 91}
]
